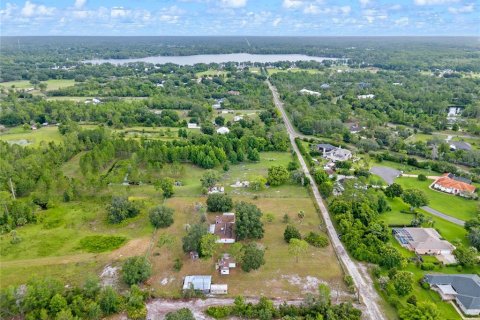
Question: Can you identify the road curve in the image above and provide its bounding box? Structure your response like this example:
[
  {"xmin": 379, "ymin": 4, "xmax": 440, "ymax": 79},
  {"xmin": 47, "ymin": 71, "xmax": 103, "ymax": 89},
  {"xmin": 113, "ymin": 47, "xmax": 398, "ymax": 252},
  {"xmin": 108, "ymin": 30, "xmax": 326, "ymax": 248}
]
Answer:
[{"xmin": 267, "ymin": 80, "xmax": 386, "ymax": 320}]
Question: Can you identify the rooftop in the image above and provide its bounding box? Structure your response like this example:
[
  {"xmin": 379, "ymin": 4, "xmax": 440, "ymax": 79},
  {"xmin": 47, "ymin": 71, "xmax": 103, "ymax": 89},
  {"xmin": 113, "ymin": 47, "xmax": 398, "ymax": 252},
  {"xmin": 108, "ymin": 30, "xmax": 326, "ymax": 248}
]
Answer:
[
  {"xmin": 425, "ymin": 274, "xmax": 480, "ymax": 311},
  {"xmin": 435, "ymin": 174, "xmax": 476, "ymax": 193},
  {"xmin": 183, "ymin": 275, "xmax": 212, "ymax": 291},
  {"xmin": 393, "ymin": 228, "xmax": 454, "ymax": 251}
]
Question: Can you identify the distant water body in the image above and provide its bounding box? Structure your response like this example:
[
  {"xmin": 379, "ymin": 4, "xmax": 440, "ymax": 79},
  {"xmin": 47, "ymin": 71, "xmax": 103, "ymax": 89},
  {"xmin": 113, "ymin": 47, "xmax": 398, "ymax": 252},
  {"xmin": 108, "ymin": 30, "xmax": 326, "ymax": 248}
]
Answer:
[{"xmin": 85, "ymin": 53, "xmax": 338, "ymax": 65}]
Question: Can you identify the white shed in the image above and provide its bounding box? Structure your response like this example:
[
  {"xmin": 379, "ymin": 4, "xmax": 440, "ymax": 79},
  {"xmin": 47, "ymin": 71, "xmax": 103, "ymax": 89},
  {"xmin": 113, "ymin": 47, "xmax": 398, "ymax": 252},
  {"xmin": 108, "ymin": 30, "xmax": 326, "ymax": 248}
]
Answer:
[{"xmin": 210, "ymin": 284, "xmax": 228, "ymax": 295}]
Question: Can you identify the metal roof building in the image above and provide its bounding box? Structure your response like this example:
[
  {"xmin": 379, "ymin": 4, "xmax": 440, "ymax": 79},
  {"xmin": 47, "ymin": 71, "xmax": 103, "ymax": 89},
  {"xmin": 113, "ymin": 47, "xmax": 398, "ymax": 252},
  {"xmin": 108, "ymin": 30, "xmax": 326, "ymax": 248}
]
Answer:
[{"xmin": 183, "ymin": 275, "xmax": 212, "ymax": 293}]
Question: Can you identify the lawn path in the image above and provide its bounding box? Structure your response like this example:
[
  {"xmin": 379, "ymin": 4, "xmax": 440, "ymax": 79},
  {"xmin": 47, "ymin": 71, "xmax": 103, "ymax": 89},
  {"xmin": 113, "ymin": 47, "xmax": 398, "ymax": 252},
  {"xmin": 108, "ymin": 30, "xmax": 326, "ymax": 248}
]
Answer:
[{"xmin": 267, "ymin": 79, "xmax": 386, "ymax": 320}]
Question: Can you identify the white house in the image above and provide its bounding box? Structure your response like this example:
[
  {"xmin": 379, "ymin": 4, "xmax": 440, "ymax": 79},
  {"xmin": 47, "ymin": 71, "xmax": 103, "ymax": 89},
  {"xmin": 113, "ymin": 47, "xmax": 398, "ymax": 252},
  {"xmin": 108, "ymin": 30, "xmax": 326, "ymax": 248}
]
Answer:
[
  {"xmin": 357, "ymin": 94, "xmax": 375, "ymax": 99},
  {"xmin": 216, "ymin": 253, "xmax": 236, "ymax": 275},
  {"xmin": 299, "ymin": 88, "xmax": 321, "ymax": 96},
  {"xmin": 187, "ymin": 123, "xmax": 200, "ymax": 129},
  {"xmin": 210, "ymin": 284, "xmax": 228, "ymax": 295},
  {"xmin": 216, "ymin": 127, "xmax": 230, "ymax": 134},
  {"xmin": 233, "ymin": 115, "xmax": 243, "ymax": 122}
]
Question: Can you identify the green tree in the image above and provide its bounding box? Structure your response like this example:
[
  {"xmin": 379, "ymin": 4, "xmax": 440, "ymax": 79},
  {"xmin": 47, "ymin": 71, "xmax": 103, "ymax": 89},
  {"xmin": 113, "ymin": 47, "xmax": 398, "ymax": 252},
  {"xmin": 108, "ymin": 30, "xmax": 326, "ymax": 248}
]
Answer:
[
  {"xmin": 288, "ymin": 238, "xmax": 309, "ymax": 263},
  {"xmin": 200, "ymin": 170, "xmax": 221, "ymax": 188},
  {"xmin": 165, "ymin": 308, "xmax": 195, "ymax": 320},
  {"xmin": 228, "ymin": 242, "xmax": 245, "ymax": 263},
  {"xmin": 182, "ymin": 223, "xmax": 208, "ymax": 253},
  {"xmin": 401, "ymin": 189, "xmax": 428, "ymax": 212},
  {"xmin": 149, "ymin": 205, "xmax": 174, "ymax": 228},
  {"xmin": 267, "ymin": 165, "xmax": 289, "ymax": 186},
  {"xmin": 155, "ymin": 177, "xmax": 174, "ymax": 198},
  {"xmin": 107, "ymin": 197, "xmax": 140, "ymax": 224},
  {"xmin": 200, "ymin": 233, "xmax": 219, "ymax": 258},
  {"xmin": 241, "ymin": 243, "xmax": 265, "ymax": 272},
  {"xmin": 214, "ymin": 116, "xmax": 225, "ymax": 126},
  {"xmin": 453, "ymin": 246, "xmax": 478, "ymax": 267},
  {"xmin": 392, "ymin": 271, "xmax": 413, "ymax": 296},
  {"xmin": 49, "ymin": 294, "xmax": 67, "ymax": 315},
  {"xmin": 206, "ymin": 193, "xmax": 233, "ymax": 212},
  {"xmin": 235, "ymin": 201, "xmax": 264, "ymax": 240},
  {"xmin": 201, "ymin": 123, "xmax": 215, "ymax": 135},
  {"xmin": 284, "ymin": 225, "xmax": 301, "ymax": 243},
  {"xmin": 55, "ymin": 309, "xmax": 74, "ymax": 320},
  {"xmin": 122, "ymin": 256, "xmax": 152, "ymax": 285},
  {"xmin": 384, "ymin": 183, "xmax": 403, "ymax": 198},
  {"xmin": 468, "ymin": 228, "xmax": 480, "ymax": 250},
  {"xmin": 98, "ymin": 286, "xmax": 120, "ymax": 315}
]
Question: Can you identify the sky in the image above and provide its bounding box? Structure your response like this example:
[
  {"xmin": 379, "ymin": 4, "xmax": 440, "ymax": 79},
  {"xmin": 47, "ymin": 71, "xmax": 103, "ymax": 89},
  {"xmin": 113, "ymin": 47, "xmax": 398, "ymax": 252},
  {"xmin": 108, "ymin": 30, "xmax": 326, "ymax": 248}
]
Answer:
[{"xmin": 0, "ymin": 0, "xmax": 478, "ymax": 36}]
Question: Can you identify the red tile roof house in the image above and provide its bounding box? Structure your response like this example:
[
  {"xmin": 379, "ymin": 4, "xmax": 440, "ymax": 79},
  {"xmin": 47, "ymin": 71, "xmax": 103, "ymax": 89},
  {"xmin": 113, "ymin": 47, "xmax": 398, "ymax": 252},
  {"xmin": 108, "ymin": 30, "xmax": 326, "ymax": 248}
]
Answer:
[
  {"xmin": 432, "ymin": 173, "xmax": 476, "ymax": 197},
  {"xmin": 209, "ymin": 213, "xmax": 236, "ymax": 244}
]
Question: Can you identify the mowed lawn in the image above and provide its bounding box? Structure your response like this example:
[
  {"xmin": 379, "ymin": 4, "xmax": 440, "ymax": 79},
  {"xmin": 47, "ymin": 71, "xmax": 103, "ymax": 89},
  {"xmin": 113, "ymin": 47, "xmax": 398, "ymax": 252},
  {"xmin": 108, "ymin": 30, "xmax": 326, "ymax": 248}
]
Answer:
[
  {"xmin": 0, "ymin": 126, "xmax": 64, "ymax": 146},
  {"xmin": 395, "ymin": 177, "xmax": 478, "ymax": 221},
  {"xmin": 150, "ymin": 196, "xmax": 345, "ymax": 299},
  {"xmin": 0, "ymin": 79, "xmax": 75, "ymax": 91}
]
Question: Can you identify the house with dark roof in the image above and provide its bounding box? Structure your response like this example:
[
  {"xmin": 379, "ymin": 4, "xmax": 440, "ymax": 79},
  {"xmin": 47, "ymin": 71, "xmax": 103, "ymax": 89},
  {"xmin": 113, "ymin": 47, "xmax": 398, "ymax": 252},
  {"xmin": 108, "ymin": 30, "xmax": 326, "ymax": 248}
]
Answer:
[
  {"xmin": 449, "ymin": 141, "xmax": 472, "ymax": 151},
  {"xmin": 425, "ymin": 274, "xmax": 480, "ymax": 316},
  {"xmin": 209, "ymin": 213, "xmax": 235, "ymax": 243},
  {"xmin": 316, "ymin": 144, "xmax": 352, "ymax": 162}
]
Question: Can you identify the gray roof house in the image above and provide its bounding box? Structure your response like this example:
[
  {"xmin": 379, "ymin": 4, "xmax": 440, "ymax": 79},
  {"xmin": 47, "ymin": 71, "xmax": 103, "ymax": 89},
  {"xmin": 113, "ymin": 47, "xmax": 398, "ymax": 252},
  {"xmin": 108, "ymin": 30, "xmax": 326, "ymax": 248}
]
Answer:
[
  {"xmin": 449, "ymin": 141, "xmax": 472, "ymax": 151},
  {"xmin": 424, "ymin": 274, "xmax": 480, "ymax": 316},
  {"xmin": 183, "ymin": 275, "xmax": 212, "ymax": 293}
]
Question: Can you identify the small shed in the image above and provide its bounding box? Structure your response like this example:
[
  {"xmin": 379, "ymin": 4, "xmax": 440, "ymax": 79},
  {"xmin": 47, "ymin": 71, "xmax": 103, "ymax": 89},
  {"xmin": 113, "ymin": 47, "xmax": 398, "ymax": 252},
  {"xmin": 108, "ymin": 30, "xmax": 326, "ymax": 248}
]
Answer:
[
  {"xmin": 183, "ymin": 275, "xmax": 211, "ymax": 293},
  {"xmin": 210, "ymin": 284, "xmax": 228, "ymax": 295}
]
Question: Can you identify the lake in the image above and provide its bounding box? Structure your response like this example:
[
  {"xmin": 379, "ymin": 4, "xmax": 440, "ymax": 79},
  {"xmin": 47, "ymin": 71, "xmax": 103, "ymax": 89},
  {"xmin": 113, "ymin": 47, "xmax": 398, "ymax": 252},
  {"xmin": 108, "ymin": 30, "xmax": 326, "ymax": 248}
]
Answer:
[{"xmin": 85, "ymin": 53, "xmax": 338, "ymax": 65}]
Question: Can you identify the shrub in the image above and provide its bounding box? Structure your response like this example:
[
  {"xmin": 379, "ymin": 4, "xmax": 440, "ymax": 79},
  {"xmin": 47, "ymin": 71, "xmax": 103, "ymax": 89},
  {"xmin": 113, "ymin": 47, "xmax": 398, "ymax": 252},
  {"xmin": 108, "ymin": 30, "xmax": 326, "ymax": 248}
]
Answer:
[
  {"xmin": 122, "ymin": 256, "xmax": 152, "ymax": 285},
  {"xmin": 304, "ymin": 232, "xmax": 329, "ymax": 248},
  {"xmin": 149, "ymin": 205, "xmax": 174, "ymax": 228},
  {"xmin": 242, "ymin": 243, "xmax": 265, "ymax": 272},
  {"xmin": 166, "ymin": 308, "xmax": 196, "ymax": 320},
  {"xmin": 173, "ymin": 258, "xmax": 183, "ymax": 272},
  {"xmin": 79, "ymin": 235, "xmax": 127, "ymax": 253},
  {"xmin": 420, "ymin": 262, "xmax": 435, "ymax": 271},
  {"xmin": 417, "ymin": 174, "xmax": 427, "ymax": 181},
  {"xmin": 206, "ymin": 306, "xmax": 233, "ymax": 319},
  {"xmin": 284, "ymin": 225, "xmax": 301, "ymax": 243}
]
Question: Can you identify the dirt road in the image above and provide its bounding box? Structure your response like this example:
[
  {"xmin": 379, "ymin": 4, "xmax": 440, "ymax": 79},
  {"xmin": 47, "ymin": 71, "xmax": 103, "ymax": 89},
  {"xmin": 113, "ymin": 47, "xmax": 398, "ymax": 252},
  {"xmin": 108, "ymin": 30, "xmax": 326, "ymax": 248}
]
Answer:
[{"xmin": 266, "ymin": 80, "xmax": 386, "ymax": 320}]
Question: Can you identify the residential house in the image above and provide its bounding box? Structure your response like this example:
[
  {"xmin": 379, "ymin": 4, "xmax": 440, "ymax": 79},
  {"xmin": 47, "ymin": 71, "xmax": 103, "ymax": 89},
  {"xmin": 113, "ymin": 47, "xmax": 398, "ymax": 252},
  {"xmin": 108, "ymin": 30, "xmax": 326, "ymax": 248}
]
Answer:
[
  {"xmin": 316, "ymin": 144, "xmax": 352, "ymax": 162},
  {"xmin": 320, "ymin": 83, "xmax": 330, "ymax": 89},
  {"xmin": 424, "ymin": 274, "xmax": 480, "ymax": 316},
  {"xmin": 209, "ymin": 213, "xmax": 236, "ymax": 243},
  {"xmin": 449, "ymin": 141, "xmax": 472, "ymax": 151},
  {"xmin": 216, "ymin": 253, "xmax": 236, "ymax": 275},
  {"xmin": 233, "ymin": 115, "xmax": 243, "ymax": 122},
  {"xmin": 187, "ymin": 123, "xmax": 200, "ymax": 129},
  {"xmin": 216, "ymin": 127, "xmax": 230, "ymax": 134},
  {"xmin": 357, "ymin": 94, "xmax": 375, "ymax": 99},
  {"xmin": 299, "ymin": 88, "xmax": 321, "ymax": 96},
  {"xmin": 207, "ymin": 186, "xmax": 224, "ymax": 194},
  {"xmin": 183, "ymin": 275, "xmax": 212, "ymax": 293},
  {"xmin": 227, "ymin": 90, "xmax": 240, "ymax": 95},
  {"xmin": 393, "ymin": 228, "xmax": 456, "ymax": 263},
  {"xmin": 432, "ymin": 173, "xmax": 476, "ymax": 196}
]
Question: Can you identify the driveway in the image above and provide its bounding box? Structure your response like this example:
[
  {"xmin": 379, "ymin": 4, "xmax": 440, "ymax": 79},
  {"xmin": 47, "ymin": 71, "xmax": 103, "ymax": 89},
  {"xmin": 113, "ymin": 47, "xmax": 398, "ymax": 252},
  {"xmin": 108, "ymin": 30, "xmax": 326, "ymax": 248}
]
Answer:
[
  {"xmin": 421, "ymin": 206, "xmax": 465, "ymax": 226},
  {"xmin": 370, "ymin": 166, "xmax": 401, "ymax": 185}
]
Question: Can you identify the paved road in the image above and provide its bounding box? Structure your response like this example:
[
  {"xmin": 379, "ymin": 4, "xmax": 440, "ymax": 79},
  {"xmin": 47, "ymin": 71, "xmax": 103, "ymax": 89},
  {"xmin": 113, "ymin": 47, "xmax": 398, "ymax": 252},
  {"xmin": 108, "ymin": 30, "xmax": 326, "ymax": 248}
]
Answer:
[
  {"xmin": 267, "ymin": 80, "xmax": 386, "ymax": 320},
  {"xmin": 370, "ymin": 166, "xmax": 401, "ymax": 185},
  {"xmin": 421, "ymin": 206, "xmax": 465, "ymax": 226}
]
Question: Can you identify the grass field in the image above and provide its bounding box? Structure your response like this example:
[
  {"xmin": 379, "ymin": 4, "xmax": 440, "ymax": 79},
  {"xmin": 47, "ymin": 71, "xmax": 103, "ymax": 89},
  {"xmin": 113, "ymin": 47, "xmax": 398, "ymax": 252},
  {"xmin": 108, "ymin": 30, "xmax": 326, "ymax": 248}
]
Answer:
[
  {"xmin": 196, "ymin": 70, "xmax": 228, "ymax": 77},
  {"xmin": 0, "ymin": 126, "xmax": 64, "ymax": 146},
  {"xmin": 0, "ymin": 79, "xmax": 75, "ymax": 92},
  {"xmin": 150, "ymin": 196, "xmax": 345, "ymax": 299},
  {"xmin": 266, "ymin": 68, "xmax": 322, "ymax": 75},
  {"xmin": 374, "ymin": 160, "xmax": 439, "ymax": 176},
  {"xmin": 395, "ymin": 177, "xmax": 478, "ymax": 221}
]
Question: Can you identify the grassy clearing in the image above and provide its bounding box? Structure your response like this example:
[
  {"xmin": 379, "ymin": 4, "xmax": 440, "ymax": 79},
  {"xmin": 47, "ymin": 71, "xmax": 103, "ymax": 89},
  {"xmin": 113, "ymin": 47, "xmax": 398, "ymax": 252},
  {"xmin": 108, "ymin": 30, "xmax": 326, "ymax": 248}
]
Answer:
[
  {"xmin": 0, "ymin": 126, "xmax": 63, "ymax": 147},
  {"xmin": 149, "ymin": 196, "xmax": 345, "ymax": 299},
  {"xmin": 0, "ymin": 79, "xmax": 75, "ymax": 91},
  {"xmin": 266, "ymin": 68, "xmax": 322, "ymax": 75},
  {"xmin": 79, "ymin": 235, "xmax": 127, "ymax": 253},
  {"xmin": 395, "ymin": 177, "xmax": 478, "ymax": 221},
  {"xmin": 196, "ymin": 70, "xmax": 228, "ymax": 77}
]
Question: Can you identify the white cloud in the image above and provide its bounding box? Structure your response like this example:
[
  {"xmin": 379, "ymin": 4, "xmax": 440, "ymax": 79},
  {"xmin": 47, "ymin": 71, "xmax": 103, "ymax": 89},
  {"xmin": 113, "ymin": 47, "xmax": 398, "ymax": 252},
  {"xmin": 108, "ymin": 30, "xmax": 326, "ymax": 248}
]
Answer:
[
  {"xmin": 389, "ymin": 4, "xmax": 402, "ymax": 10},
  {"xmin": 21, "ymin": 1, "xmax": 55, "ymax": 17},
  {"xmin": 0, "ymin": 3, "xmax": 17, "ymax": 20},
  {"xmin": 362, "ymin": 8, "xmax": 387, "ymax": 23},
  {"xmin": 74, "ymin": 0, "xmax": 86, "ymax": 10},
  {"xmin": 272, "ymin": 17, "xmax": 282, "ymax": 26},
  {"xmin": 219, "ymin": 0, "xmax": 247, "ymax": 8},
  {"xmin": 304, "ymin": 5, "xmax": 351, "ymax": 15},
  {"xmin": 359, "ymin": 0, "xmax": 371, "ymax": 7},
  {"xmin": 159, "ymin": 14, "xmax": 179, "ymax": 23},
  {"xmin": 283, "ymin": 0, "xmax": 303, "ymax": 9},
  {"xmin": 110, "ymin": 7, "xmax": 128, "ymax": 18},
  {"xmin": 448, "ymin": 3, "xmax": 474, "ymax": 13},
  {"xmin": 395, "ymin": 17, "xmax": 409, "ymax": 26},
  {"xmin": 414, "ymin": 0, "xmax": 459, "ymax": 5}
]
